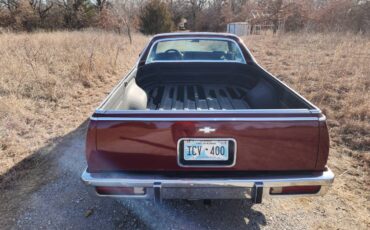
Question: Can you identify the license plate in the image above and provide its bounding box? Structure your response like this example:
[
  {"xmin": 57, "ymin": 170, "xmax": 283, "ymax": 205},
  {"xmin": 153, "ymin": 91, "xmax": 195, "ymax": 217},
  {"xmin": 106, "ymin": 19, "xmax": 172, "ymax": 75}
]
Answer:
[
  {"xmin": 183, "ymin": 139, "xmax": 229, "ymax": 161},
  {"xmin": 178, "ymin": 138, "xmax": 236, "ymax": 167}
]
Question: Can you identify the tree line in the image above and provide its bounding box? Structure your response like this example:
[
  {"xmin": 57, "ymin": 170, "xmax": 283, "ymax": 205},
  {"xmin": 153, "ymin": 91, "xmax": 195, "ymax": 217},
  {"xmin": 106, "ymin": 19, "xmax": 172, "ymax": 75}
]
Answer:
[{"xmin": 0, "ymin": 0, "xmax": 369, "ymax": 34}]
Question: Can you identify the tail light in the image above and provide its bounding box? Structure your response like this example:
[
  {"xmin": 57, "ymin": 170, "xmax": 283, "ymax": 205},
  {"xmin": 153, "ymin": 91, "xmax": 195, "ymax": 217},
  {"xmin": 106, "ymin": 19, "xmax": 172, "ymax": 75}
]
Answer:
[
  {"xmin": 270, "ymin": 185, "xmax": 321, "ymax": 195},
  {"xmin": 85, "ymin": 120, "xmax": 97, "ymax": 170},
  {"xmin": 96, "ymin": 186, "xmax": 146, "ymax": 196},
  {"xmin": 316, "ymin": 116, "xmax": 330, "ymax": 169}
]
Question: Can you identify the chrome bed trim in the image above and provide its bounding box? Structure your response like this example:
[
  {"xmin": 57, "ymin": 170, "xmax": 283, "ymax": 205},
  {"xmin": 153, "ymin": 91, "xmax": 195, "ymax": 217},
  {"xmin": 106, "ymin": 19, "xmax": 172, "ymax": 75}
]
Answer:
[{"xmin": 94, "ymin": 108, "xmax": 319, "ymax": 114}]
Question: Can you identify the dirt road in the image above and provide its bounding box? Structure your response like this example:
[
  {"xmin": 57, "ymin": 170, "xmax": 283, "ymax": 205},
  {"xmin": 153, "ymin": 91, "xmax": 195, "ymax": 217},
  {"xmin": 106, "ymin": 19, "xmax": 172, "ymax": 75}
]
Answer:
[{"xmin": 0, "ymin": 123, "xmax": 368, "ymax": 230}]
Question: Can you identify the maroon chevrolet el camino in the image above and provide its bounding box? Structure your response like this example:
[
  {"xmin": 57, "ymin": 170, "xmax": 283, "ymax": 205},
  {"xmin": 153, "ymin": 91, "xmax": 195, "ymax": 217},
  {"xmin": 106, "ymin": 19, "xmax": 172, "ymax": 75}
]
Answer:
[{"xmin": 81, "ymin": 32, "xmax": 334, "ymax": 203}]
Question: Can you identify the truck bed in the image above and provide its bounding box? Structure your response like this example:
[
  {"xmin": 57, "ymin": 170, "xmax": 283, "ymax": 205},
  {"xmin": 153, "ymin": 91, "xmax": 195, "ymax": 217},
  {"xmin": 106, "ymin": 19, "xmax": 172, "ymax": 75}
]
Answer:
[
  {"xmin": 146, "ymin": 84, "xmax": 251, "ymax": 110},
  {"xmin": 99, "ymin": 63, "xmax": 315, "ymax": 111},
  {"xmin": 89, "ymin": 62, "xmax": 329, "ymax": 173}
]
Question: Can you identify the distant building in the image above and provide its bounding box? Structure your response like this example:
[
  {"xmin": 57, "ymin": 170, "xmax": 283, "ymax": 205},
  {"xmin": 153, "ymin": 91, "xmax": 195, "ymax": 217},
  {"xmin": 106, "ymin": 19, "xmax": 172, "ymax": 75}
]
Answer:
[
  {"xmin": 227, "ymin": 9, "xmax": 285, "ymax": 36},
  {"xmin": 178, "ymin": 18, "xmax": 187, "ymax": 31},
  {"xmin": 227, "ymin": 22, "xmax": 250, "ymax": 36}
]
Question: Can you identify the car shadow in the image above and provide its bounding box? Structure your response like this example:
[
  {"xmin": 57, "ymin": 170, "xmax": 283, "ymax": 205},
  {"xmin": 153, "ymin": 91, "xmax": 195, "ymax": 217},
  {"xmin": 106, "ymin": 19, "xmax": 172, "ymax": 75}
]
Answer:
[
  {"xmin": 117, "ymin": 198, "xmax": 266, "ymax": 229},
  {"xmin": 0, "ymin": 120, "xmax": 89, "ymax": 189},
  {"xmin": 0, "ymin": 120, "xmax": 90, "ymax": 227},
  {"xmin": 0, "ymin": 120, "xmax": 266, "ymax": 229}
]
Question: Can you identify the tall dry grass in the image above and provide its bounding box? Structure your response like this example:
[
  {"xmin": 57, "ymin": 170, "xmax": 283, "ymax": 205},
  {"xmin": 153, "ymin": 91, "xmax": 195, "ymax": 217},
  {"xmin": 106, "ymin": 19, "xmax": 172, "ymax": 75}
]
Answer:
[
  {"xmin": 244, "ymin": 33, "xmax": 370, "ymax": 228},
  {"xmin": 0, "ymin": 31, "xmax": 148, "ymax": 176},
  {"xmin": 244, "ymin": 34, "xmax": 370, "ymax": 228},
  {"xmin": 245, "ymin": 33, "xmax": 370, "ymax": 156}
]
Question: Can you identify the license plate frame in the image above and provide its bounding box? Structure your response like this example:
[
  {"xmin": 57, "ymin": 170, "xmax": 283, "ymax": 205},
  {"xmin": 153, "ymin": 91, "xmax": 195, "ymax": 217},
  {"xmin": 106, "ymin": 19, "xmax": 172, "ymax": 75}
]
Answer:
[{"xmin": 177, "ymin": 138, "xmax": 237, "ymax": 167}]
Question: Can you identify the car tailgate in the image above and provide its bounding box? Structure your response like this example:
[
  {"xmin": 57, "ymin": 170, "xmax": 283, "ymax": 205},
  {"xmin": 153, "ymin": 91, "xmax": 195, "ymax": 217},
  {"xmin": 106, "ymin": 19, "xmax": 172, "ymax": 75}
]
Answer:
[{"xmin": 86, "ymin": 112, "xmax": 323, "ymax": 172}]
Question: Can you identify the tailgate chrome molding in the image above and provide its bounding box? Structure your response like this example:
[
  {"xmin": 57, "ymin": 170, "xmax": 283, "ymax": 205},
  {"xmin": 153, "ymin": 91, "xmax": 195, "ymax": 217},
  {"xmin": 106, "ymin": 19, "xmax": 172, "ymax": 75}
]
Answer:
[
  {"xmin": 81, "ymin": 168, "xmax": 334, "ymax": 203},
  {"xmin": 90, "ymin": 116, "xmax": 319, "ymax": 122},
  {"xmin": 95, "ymin": 108, "xmax": 319, "ymax": 114}
]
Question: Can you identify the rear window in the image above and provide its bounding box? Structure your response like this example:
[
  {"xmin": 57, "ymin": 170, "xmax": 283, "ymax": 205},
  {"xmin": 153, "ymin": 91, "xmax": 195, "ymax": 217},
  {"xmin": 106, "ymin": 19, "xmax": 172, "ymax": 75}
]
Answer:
[{"xmin": 146, "ymin": 38, "xmax": 246, "ymax": 64}]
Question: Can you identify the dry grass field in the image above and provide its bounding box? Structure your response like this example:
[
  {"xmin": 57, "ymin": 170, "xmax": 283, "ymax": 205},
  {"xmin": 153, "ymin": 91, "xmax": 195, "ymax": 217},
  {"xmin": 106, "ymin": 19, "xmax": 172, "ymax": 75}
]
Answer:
[
  {"xmin": 0, "ymin": 31, "xmax": 369, "ymax": 228},
  {"xmin": 0, "ymin": 31, "xmax": 148, "ymax": 178},
  {"xmin": 244, "ymin": 33, "xmax": 369, "ymax": 228}
]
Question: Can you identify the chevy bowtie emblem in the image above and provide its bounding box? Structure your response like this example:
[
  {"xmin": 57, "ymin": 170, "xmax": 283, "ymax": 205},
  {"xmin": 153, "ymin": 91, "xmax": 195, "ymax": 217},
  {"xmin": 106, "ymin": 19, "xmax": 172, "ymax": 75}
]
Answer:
[{"xmin": 199, "ymin": 127, "xmax": 216, "ymax": 134}]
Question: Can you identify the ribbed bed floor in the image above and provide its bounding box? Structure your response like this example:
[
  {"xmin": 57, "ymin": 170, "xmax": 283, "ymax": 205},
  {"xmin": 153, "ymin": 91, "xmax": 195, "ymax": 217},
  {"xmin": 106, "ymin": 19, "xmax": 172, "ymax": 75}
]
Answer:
[{"xmin": 146, "ymin": 84, "xmax": 251, "ymax": 110}]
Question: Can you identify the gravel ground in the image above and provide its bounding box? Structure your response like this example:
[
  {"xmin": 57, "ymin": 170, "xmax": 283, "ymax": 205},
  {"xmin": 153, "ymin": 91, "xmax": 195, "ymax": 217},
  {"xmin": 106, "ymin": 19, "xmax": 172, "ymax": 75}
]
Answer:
[{"xmin": 0, "ymin": 123, "xmax": 368, "ymax": 230}]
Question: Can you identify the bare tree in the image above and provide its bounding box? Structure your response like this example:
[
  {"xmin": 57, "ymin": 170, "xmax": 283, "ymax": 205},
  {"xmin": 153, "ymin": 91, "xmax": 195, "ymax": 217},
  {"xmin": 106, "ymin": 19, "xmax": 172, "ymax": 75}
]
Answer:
[
  {"xmin": 92, "ymin": 0, "xmax": 107, "ymax": 12},
  {"xmin": 266, "ymin": 0, "xmax": 283, "ymax": 33},
  {"xmin": 110, "ymin": 0, "xmax": 141, "ymax": 44},
  {"xmin": 55, "ymin": 0, "xmax": 94, "ymax": 29},
  {"xmin": 0, "ymin": 0, "xmax": 19, "ymax": 14},
  {"xmin": 188, "ymin": 0, "xmax": 207, "ymax": 30},
  {"xmin": 0, "ymin": 0, "xmax": 367, "ymax": 33},
  {"xmin": 29, "ymin": 0, "xmax": 54, "ymax": 25}
]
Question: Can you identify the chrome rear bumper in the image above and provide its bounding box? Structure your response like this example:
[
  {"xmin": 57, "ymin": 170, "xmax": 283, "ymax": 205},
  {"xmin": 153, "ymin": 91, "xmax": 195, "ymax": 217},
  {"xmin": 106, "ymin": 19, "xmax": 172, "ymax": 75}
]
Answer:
[{"xmin": 81, "ymin": 168, "xmax": 334, "ymax": 203}]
